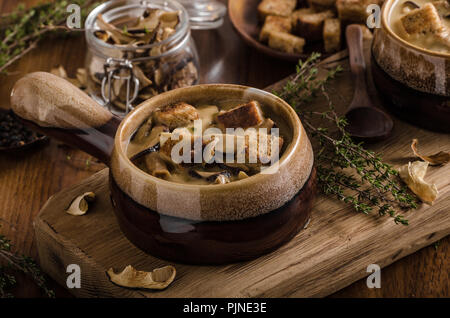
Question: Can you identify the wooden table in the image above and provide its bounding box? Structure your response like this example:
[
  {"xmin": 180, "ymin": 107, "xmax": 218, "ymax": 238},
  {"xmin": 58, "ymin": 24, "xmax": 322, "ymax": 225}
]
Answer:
[{"xmin": 0, "ymin": 0, "xmax": 448, "ymax": 298}]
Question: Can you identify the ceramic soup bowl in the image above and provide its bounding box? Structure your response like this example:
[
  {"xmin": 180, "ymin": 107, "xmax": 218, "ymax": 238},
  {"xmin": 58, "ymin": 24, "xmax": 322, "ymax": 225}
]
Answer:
[
  {"xmin": 372, "ymin": 0, "xmax": 450, "ymax": 132},
  {"xmin": 10, "ymin": 72, "xmax": 315, "ymax": 264}
]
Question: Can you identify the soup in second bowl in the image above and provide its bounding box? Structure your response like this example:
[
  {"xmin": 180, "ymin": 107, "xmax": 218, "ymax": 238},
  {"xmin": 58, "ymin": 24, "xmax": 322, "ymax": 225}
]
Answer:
[
  {"xmin": 390, "ymin": 0, "xmax": 450, "ymax": 53},
  {"xmin": 126, "ymin": 100, "xmax": 287, "ymax": 185}
]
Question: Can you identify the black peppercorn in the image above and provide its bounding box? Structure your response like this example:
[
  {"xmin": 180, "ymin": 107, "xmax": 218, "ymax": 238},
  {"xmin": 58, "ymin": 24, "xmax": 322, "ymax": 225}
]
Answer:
[{"xmin": 0, "ymin": 111, "xmax": 44, "ymax": 149}]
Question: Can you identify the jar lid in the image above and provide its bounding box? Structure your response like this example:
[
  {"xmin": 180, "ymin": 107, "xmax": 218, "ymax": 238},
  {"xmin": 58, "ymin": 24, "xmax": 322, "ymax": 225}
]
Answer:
[{"xmin": 177, "ymin": 0, "xmax": 227, "ymax": 30}]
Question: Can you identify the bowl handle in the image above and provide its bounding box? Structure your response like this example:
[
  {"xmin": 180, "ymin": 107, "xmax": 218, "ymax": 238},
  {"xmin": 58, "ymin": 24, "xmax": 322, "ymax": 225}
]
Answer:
[{"xmin": 10, "ymin": 72, "xmax": 121, "ymax": 164}]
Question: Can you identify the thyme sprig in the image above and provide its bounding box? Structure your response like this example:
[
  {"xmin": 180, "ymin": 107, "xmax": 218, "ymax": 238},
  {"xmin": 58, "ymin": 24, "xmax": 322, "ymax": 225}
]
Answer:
[
  {"xmin": 276, "ymin": 53, "xmax": 417, "ymax": 225},
  {"xmin": 0, "ymin": 0, "xmax": 99, "ymax": 74},
  {"xmin": 0, "ymin": 226, "xmax": 54, "ymax": 298}
]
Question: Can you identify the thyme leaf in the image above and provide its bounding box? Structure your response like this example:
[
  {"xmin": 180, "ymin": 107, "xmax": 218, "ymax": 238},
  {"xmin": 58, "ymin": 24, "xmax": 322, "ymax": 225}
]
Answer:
[{"xmin": 275, "ymin": 53, "xmax": 417, "ymax": 225}]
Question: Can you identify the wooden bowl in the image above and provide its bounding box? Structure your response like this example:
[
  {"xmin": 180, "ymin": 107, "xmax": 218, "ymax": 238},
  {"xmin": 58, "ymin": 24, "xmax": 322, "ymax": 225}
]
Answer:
[{"xmin": 228, "ymin": 0, "xmax": 329, "ymax": 62}]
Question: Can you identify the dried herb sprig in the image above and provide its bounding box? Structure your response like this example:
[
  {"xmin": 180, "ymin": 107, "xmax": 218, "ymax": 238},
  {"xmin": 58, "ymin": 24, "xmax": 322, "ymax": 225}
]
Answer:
[
  {"xmin": 0, "ymin": 0, "xmax": 99, "ymax": 74},
  {"xmin": 0, "ymin": 226, "xmax": 54, "ymax": 298},
  {"xmin": 275, "ymin": 53, "xmax": 417, "ymax": 225}
]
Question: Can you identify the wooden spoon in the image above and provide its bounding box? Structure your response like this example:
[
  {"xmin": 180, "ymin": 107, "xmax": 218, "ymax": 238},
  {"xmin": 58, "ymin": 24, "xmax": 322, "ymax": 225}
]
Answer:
[{"xmin": 345, "ymin": 24, "xmax": 393, "ymax": 141}]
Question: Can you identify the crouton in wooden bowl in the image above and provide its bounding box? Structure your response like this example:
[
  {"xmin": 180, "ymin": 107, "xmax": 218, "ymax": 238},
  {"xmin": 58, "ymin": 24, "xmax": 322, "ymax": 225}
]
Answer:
[
  {"xmin": 228, "ymin": 0, "xmax": 379, "ymax": 61},
  {"xmin": 372, "ymin": 0, "xmax": 450, "ymax": 132}
]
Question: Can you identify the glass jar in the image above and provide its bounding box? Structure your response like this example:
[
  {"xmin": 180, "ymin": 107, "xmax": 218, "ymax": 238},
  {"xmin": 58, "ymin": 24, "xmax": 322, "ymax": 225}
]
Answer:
[{"xmin": 85, "ymin": 0, "xmax": 220, "ymax": 117}]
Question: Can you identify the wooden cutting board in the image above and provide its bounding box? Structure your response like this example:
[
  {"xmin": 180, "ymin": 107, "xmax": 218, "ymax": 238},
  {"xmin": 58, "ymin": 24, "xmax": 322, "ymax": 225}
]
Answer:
[{"xmin": 34, "ymin": 48, "xmax": 450, "ymax": 298}]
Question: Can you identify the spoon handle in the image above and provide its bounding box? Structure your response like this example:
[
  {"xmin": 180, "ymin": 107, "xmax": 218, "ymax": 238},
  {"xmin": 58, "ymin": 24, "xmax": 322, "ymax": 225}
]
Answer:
[{"xmin": 346, "ymin": 24, "xmax": 372, "ymax": 110}]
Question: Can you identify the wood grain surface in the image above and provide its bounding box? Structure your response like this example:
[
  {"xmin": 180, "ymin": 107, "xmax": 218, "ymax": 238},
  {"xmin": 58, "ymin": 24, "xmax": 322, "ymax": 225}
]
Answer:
[
  {"xmin": 33, "ymin": 50, "xmax": 450, "ymax": 297},
  {"xmin": 0, "ymin": 0, "xmax": 448, "ymax": 297}
]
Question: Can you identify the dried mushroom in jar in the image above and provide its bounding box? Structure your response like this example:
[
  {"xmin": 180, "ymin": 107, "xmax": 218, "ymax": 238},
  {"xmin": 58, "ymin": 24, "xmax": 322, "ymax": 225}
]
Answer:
[{"xmin": 88, "ymin": 8, "xmax": 199, "ymax": 111}]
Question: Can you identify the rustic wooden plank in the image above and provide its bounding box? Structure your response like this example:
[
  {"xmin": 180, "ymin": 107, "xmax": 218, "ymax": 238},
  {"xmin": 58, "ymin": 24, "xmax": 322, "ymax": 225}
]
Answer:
[
  {"xmin": 33, "ymin": 48, "xmax": 450, "ymax": 297},
  {"xmin": 1, "ymin": 0, "xmax": 447, "ymax": 298}
]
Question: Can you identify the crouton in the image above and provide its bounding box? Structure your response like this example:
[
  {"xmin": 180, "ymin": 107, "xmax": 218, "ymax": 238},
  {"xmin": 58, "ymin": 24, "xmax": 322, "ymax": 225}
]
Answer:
[
  {"xmin": 337, "ymin": 0, "xmax": 381, "ymax": 24},
  {"xmin": 258, "ymin": 0, "xmax": 297, "ymax": 20},
  {"xmin": 244, "ymin": 130, "xmax": 284, "ymax": 165},
  {"xmin": 323, "ymin": 18, "xmax": 341, "ymax": 52},
  {"xmin": 307, "ymin": 0, "xmax": 337, "ymax": 11},
  {"xmin": 400, "ymin": 3, "xmax": 443, "ymax": 35},
  {"xmin": 153, "ymin": 102, "xmax": 199, "ymax": 129},
  {"xmin": 267, "ymin": 31, "xmax": 306, "ymax": 54},
  {"xmin": 217, "ymin": 101, "xmax": 265, "ymax": 129},
  {"xmin": 292, "ymin": 8, "xmax": 335, "ymax": 41},
  {"xmin": 259, "ymin": 15, "xmax": 292, "ymax": 42}
]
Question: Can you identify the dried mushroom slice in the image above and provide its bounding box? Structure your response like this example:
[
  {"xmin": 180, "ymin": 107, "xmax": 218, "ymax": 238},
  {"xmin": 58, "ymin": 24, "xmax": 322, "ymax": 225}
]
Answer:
[
  {"xmin": 399, "ymin": 161, "xmax": 438, "ymax": 205},
  {"xmin": 50, "ymin": 65, "xmax": 68, "ymax": 78},
  {"xmin": 76, "ymin": 68, "xmax": 88, "ymax": 88},
  {"xmin": 96, "ymin": 14, "xmax": 134, "ymax": 44},
  {"xmin": 238, "ymin": 171, "xmax": 249, "ymax": 180},
  {"xmin": 144, "ymin": 152, "xmax": 171, "ymax": 179},
  {"xmin": 133, "ymin": 65, "xmax": 152, "ymax": 88},
  {"xmin": 66, "ymin": 192, "xmax": 96, "ymax": 216},
  {"xmin": 411, "ymin": 139, "xmax": 450, "ymax": 166},
  {"xmin": 107, "ymin": 265, "xmax": 176, "ymax": 290},
  {"xmin": 50, "ymin": 65, "xmax": 85, "ymax": 90}
]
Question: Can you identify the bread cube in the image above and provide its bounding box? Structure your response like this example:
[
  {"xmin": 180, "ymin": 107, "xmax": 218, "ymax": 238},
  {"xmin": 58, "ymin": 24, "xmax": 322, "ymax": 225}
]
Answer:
[
  {"xmin": 259, "ymin": 15, "xmax": 292, "ymax": 42},
  {"xmin": 401, "ymin": 3, "xmax": 443, "ymax": 35},
  {"xmin": 323, "ymin": 18, "xmax": 341, "ymax": 52},
  {"xmin": 217, "ymin": 101, "xmax": 265, "ymax": 129},
  {"xmin": 292, "ymin": 8, "xmax": 335, "ymax": 41},
  {"xmin": 268, "ymin": 31, "xmax": 306, "ymax": 54},
  {"xmin": 258, "ymin": 0, "xmax": 297, "ymax": 20},
  {"xmin": 307, "ymin": 0, "xmax": 337, "ymax": 11},
  {"xmin": 153, "ymin": 102, "xmax": 199, "ymax": 129},
  {"xmin": 336, "ymin": 0, "xmax": 381, "ymax": 24}
]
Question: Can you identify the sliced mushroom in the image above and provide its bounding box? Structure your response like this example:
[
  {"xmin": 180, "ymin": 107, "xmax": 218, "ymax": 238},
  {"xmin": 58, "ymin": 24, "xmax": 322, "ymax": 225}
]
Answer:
[
  {"xmin": 220, "ymin": 162, "xmax": 251, "ymax": 174},
  {"xmin": 131, "ymin": 9, "xmax": 162, "ymax": 32},
  {"xmin": 50, "ymin": 65, "xmax": 68, "ymax": 78},
  {"xmin": 138, "ymin": 86, "xmax": 159, "ymax": 100},
  {"xmin": 133, "ymin": 65, "xmax": 152, "ymax": 88},
  {"xmin": 97, "ymin": 14, "xmax": 135, "ymax": 44},
  {"xmin": 190, "ymin": 170, "xmax": 231, "ymax": 183},
  {"xmin": 411, "ymin": 138, "xmax": 450, "ymax": 166},
  {"xmin": 159, "ymin": 10, "xmax": 180, "ymax": 29},
  {"xmin": 154, "ymin": 68, "xmax": 163, "ymax": 86},
  {"xmin": 238, "ymin": 171, "xmax": 249, "ymax": 180},
  {"xmin": 399, "ymin": 161, "xmax": 438, "ymax": 204},
  {"xmin": 66, "ymin": 192, "xmax": 96, "ymax": 216},
  {"xmin": 404, "ymin": 1, "xmax": 420, "ymax": 9},
  {"xmin": 145, "ymin": 152, "xmax": 171, "ymax": 179},
  {"xmin": 214, "ymin": 174, "xmax": 231, "ymax": 184},
  {"xmin": 76, "ymin": 68, "xmax": 88, "ymax": 88},
  {"xmin": 107, "ymin": 265, "xmax": 176, "ymax": 290},
  {"xmin": 94, "ymin": 30, "xmax": 109, "ymax": 42},
  {"xmin": 131, "ymin": 116, "xmax": 153, "ymax": 143},
  {"xmin": 130, "ymin": 125, "xmax": 168, "ymax": 160}
]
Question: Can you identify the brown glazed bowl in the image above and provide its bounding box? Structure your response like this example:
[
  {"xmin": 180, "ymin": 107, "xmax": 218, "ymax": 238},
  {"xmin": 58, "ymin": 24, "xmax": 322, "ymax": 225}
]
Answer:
[
  {"xmin": 372, "ymin": 0, "xmax": 450, "ymax": 133},
  {"xmin": 10, "ymin": 72, "xmax": 316, "ymax": 264}
]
